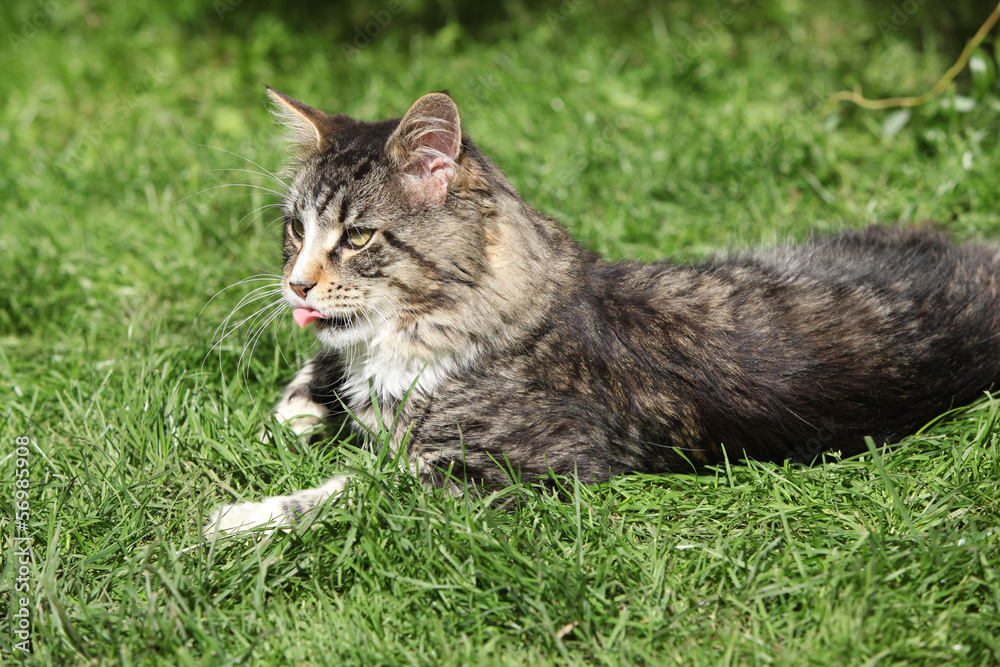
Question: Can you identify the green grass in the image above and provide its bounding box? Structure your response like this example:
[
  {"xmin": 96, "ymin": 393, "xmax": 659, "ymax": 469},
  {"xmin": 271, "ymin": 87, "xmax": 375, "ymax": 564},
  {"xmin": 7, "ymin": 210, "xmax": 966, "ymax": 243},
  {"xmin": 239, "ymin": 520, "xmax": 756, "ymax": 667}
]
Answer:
[{"xmin": 2, "ymin": 0, "xmax": 1000, "ymax": 663}]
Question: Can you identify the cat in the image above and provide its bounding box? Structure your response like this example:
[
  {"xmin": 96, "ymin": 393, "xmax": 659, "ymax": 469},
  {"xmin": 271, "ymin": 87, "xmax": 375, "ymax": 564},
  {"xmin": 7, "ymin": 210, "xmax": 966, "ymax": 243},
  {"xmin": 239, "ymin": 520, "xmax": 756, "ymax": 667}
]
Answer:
[{"xmin": 206, "ymin": 88, "xmax": 1000, "ymax": 535}]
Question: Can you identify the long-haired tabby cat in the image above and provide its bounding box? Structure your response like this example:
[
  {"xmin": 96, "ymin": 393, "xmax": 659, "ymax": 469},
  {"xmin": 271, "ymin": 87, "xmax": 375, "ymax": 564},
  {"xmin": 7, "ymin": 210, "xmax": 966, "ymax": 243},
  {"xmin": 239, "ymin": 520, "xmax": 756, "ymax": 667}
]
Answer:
[{"xmin": 207, "ymin": 88, "xmax": 1000, "ymax": 534}]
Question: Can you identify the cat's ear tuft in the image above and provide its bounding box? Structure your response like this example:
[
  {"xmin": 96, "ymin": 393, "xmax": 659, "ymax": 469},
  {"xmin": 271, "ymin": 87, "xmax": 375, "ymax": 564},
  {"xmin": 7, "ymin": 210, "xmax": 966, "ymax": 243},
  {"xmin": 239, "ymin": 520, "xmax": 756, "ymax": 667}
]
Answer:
[
  {"xmin": 389, "ymin": 92, "xmax": 462, "ymax": 206},
  {"xmin": 266, "ymin": 86, "xmax": 344, "ymax": 154}
]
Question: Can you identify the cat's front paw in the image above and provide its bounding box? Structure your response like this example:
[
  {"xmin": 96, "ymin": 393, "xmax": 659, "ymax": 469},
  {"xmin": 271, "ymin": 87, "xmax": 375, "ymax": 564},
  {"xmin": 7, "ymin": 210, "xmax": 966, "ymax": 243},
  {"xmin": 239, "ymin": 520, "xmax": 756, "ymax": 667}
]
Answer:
[
  {"xmin": 205, "ymin": 498, "xmax": 292, "ymax": 536},
  {"xmin": 257, "ymin": 415, "xmax": 325, "ymax": 447},
  {"xmin": 274, "ymin": 384, "xmax": 330, "ymax": 436},
  {"xmin": 258, "ymin": 394, "xmax": 328, "ymax": 447},
  {"xmin": 204, "ymin": 476, "xmax": 349, "ymax": 538}
]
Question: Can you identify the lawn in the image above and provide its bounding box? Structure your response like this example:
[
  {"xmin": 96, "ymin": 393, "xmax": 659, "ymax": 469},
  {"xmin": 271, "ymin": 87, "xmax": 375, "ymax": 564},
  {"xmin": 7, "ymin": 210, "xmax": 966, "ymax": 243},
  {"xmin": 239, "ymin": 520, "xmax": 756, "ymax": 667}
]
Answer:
[{"xmin": 2, "ymin": 0, "xmax": 1000, "ymax": 664}]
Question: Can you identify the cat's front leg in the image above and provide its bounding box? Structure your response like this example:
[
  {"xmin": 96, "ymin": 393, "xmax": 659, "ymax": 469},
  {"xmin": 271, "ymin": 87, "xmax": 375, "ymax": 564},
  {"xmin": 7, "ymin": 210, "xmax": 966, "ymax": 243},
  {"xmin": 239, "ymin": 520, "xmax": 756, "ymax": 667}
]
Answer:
[
  {"xmin": 205, "ymin": 475, "xmax": 349, "ymax": 535},
  {"xmin": 207, "ymin": 351, "xmax": 348, "ymax": 536},
  {"xmin": 268, "ymin": 350, "xmax": 344, "ymax": 439}
]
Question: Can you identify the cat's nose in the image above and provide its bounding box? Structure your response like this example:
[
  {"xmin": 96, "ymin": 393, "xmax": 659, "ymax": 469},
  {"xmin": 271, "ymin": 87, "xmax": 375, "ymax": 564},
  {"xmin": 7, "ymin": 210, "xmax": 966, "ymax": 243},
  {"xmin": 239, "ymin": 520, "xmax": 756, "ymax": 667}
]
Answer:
[{"xmin": 290, "ymin": 281, "xmax": 315, "ymax": 299}]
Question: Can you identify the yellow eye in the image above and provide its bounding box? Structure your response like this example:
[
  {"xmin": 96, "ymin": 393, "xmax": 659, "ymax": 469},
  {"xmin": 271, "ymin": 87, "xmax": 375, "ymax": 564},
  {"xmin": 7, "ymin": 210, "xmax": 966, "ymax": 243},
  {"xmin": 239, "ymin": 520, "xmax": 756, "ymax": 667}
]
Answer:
[
  {"xmin": 346, "ymin": 228, "xmax": 374, "ymax": 248},
  {"xmin": 289, "ymin": 218, "xmax": 305, "ymax": 240}
]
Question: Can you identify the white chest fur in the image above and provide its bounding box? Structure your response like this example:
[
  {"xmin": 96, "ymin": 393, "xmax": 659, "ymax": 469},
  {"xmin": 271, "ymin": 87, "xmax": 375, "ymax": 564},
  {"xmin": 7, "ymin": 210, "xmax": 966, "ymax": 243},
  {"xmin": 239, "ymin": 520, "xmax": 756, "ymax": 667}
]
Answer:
[{"xmin": 337, "ymin": 335, "xmax": 471, "ymax": 409}]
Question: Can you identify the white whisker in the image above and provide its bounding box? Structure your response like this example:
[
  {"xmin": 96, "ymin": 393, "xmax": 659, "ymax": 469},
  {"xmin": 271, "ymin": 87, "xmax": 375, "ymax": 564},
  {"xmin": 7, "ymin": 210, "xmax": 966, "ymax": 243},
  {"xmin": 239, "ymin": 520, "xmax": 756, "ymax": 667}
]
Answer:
[
  {"xmin": 235, "ymin": 299, "xmax": 288, "ymax": 393},
  {"xmin": 199, "ymin": 167, "xmax": 288, "ymax": 188},
  {"xmin": 180, "ymin": 137, "xmax": 290, "ymax": 188},
  {"xmin": 175, "ymin": 182, "xmax": 288, "ymax": 206}
]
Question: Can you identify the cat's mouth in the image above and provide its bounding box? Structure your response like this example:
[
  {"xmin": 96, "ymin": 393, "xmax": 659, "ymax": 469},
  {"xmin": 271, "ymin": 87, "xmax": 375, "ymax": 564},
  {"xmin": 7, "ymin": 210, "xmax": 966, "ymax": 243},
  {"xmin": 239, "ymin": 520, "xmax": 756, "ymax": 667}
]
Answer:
[
  {"xmin": 315, "ymin": 313, "xmax": 354, "ymax": 330},
  {"xmin": 292, "ymin": 307, "xmax": 355, "ymax": 330}
]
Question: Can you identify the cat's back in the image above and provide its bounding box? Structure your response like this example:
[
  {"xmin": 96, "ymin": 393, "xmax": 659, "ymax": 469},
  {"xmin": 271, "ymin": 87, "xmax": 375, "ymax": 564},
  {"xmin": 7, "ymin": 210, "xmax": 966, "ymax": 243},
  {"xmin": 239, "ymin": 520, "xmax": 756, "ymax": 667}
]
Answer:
[
  {"xmin": 577, "ymin": 225, "xmax": 1000, "ymax": 464},
  {"xmin": 560, "ymin": 225, "xmax": 1000, "ymax": 381},
  {"xmin": 637, "ymin": 226, "xmax": 1000, "ymax": 324},
  {"xmin": 724, "ymin": 225, "xmax": 1000, "ymax": 290},
  {"xmin": 692, "ymin": 226, "xmax": 1000, "ymax": 346}
]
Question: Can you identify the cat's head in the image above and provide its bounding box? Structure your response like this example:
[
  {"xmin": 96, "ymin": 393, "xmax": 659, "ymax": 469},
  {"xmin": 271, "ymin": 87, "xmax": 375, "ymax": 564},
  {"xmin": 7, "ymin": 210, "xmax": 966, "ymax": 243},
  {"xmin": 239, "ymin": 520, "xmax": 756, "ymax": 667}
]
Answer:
[{"xmin": 268, "ymin": 88, "xmax": 505, "ymax": 353}]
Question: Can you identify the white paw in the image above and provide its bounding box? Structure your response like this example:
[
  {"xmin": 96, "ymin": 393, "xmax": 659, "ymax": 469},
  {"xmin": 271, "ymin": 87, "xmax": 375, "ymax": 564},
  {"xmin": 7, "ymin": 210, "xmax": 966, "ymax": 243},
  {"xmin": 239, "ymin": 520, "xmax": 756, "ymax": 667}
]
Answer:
[
  {"xmin": 205, "ymin": 497, "xmax": 291, "ymax": 537},
  {"xmin": 204, "ymin": 476, "xmax": 350, "ymax": 538},
  {"xmin": 285, "ymin": 414, "xmax": 327, "ymax": 437},
  {"xmin": 257, "ymin": 410, "xmax": 325, "ymax": 446},
  {"xmin": 275, "ymin": 393, "xmax": 329, "ymax": 436}
]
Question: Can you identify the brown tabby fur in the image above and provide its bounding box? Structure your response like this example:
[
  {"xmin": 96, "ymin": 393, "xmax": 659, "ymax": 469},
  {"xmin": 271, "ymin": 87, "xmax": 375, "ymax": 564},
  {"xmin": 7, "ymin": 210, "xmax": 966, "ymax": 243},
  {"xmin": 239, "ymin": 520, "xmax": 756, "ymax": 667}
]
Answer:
[{"xmin": 206, "ymin": 89, "xmax": 1000, "ymax": 533}]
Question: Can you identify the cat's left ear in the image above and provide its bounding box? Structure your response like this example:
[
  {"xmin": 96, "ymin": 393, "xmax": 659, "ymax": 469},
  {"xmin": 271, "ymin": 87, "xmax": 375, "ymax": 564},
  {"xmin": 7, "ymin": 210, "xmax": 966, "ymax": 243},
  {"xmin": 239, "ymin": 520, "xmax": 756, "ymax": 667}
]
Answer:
[
  {"xmin": 388, "ymin": 92, "xmax": 462, "ymax": 206},
  {"xmin": 266, "ymin": 86, "xmax": 346, "ymax": 154}
]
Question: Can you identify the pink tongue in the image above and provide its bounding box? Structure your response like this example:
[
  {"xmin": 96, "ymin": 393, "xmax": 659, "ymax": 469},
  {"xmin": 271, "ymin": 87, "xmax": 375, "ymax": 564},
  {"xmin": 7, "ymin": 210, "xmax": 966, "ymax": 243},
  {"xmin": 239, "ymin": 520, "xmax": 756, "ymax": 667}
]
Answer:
[{"xmin": 293, "ymin": 308, "xmax": 325, "ymax": 328}]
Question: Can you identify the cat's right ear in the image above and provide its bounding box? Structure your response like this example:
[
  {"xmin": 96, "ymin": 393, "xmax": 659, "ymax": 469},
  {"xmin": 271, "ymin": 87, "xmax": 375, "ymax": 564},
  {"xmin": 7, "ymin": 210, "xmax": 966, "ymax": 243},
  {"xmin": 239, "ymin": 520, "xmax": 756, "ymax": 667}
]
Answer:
[
  {"xmin": 388, "ymin": 92, "xmax": 463, "ymax": 207},
  {"xmin": 266, "ymin": 86, "xmax": 344, "ymax": 154}
]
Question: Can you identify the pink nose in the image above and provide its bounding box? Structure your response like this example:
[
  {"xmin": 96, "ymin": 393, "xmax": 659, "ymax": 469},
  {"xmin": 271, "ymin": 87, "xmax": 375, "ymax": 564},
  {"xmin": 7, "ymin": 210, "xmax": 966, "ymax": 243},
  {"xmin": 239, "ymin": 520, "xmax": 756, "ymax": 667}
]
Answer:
[{"xmin": 290, "ymin": 281, "xmax": 315, "ymax": 299}]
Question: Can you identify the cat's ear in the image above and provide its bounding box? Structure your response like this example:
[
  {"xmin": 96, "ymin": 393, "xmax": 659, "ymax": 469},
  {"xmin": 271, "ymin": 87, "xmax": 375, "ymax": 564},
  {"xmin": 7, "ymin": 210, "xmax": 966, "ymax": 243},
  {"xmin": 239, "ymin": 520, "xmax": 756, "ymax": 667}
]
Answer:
[
  {"xmin": 266, "ymin": 86, "xmax": 344, "ymax": 154},
  {"xmin": 388, "ymin": 92, "xmax": 462, "ymax": 206}
]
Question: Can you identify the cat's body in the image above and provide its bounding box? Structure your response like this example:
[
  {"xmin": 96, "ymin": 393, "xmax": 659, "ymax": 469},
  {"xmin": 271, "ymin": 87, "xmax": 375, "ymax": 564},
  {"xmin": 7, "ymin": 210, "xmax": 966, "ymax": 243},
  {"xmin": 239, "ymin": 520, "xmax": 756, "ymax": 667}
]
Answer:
[{"xmin": 207, "ymin": 90, "xmax": 1000, "ymax": 534}]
